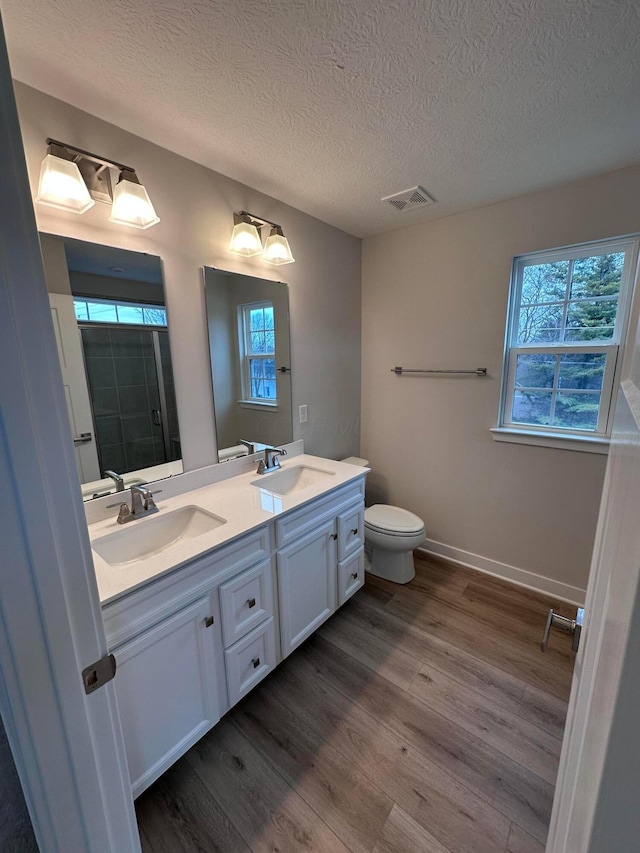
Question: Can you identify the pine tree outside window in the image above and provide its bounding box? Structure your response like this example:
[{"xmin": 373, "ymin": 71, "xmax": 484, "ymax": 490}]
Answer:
[{"xmin": 498, "ymin": 237, "xmax": 639, "ymax": 443}]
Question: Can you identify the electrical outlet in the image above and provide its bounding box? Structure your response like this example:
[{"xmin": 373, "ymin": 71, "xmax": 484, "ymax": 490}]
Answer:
[{"xmin": 299, "ymin": 404, "xmax": 308, "ymax": 424}]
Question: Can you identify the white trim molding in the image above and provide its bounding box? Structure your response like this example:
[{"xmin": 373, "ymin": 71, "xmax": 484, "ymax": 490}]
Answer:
[
  {"xmin": 418, "ymin": 538, "xmax": 586, "ymax": 606},
  {"xmin": 490, "ymin": 427, "xmax": 609, "ymax": 454}
]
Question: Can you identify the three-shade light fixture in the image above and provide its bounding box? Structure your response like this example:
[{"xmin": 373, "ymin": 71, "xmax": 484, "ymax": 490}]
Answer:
[
  {"xmin": 228, "ymin": 211, "xmax": 295, "ymax": 265},
  {"xmin": 35, "ymin": 139, "xmax": 160, "ymax": 229}
]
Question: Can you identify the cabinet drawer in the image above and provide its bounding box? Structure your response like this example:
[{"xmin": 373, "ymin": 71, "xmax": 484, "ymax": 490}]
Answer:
[
  {"xmin": 225, "ymin": 617, "xmax": 277, "ymax": 706},
  {"xmin": 337, "ymin": 504, "xmax": 365, "ymax": 561},
  {"xmin": 338, "ymin": 549, "xmax": 365, "ymax": 606},
  {"xmin": 219, "ymin": 558, "xmax": 273, "ymax": 648},
  {"xmin": 275, "ymin": 481, "xmax": 365, "ymax": 548}
]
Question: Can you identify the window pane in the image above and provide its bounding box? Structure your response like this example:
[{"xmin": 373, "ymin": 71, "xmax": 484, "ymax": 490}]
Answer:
[
  {"xmin": 264, "ymin": 306, "xmax": 274, "ymax": 330},
  {"xmin": 554, "ymin": 393, "xmax": 600, "ymax": 431},
  {"xmin": 265, "ymin": 330, "xmax": 275, "ymax": 353},
  {"xmin": 250, "ymin": 308, "xmax": 265, "ymax": 331},
  {"xmin": 264, "ymin": 358, "xmax": 276, "ymax": 379},
  {"xmin": 521, "ymin": 261, "xmax": 568, "ymax": 305},
  {"xmin": 142, "ymin": 307, "xmax": 167, "ymax": 325},
  {"xmin": 517, "ymin": 303, "xmax": 563, "ymax": 343},
  {"xmin": 74, "ymin": 300, "xmax": 89, "ymax": 320},
  {"xmin": 515, "ymin": 354, "xmax": 556, "ymax": 388},
  {"xmin": 570, "ymin": 253, "xmax": 624, "ymax": 299},
  {"xmin": 250, "ymin": 332, "xmax": 267, "ymax": 354},
  {"xmin": 511, "ymin": 391, "xmax": 552, "ymax": 426},
  {"xmin": 250, "ymin": 359, "xmax": 265, "ymax": 379},
  {"xmin": 558, "ymin": 353, "xmax": 606, "ymax": 391},
  {"xmin": 87, "ymin": 302, "xmax": 118, "ymax": 322},
  {"xmin": 262, "ymin": 379, "xmax": 276, "ymax": 399},
  {"xmin": 117, "ymin": 305, "xmax": 144, "ymax": 324},
  {"xmin": 565, "ymin": 299, "xmax": 617, "ymax": 341}
]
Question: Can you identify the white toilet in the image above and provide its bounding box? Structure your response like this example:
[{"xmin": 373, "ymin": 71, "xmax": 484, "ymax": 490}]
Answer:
[{"xmin": 342, "ymin": 457, "xmax": 426, "ymax": 584}]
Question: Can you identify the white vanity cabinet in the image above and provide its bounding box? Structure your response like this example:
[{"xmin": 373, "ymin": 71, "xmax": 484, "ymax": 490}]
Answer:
[
  {"xmin": 275, "ymin": 481, "xmax": 365, "ymax": 658},
  {"xmin": 100, "ymin": 473, "xmax": 366, "ymax": 799},
  {"xmin": 112, "ymin": 596, "xmax": 220, "ymax": 798}
]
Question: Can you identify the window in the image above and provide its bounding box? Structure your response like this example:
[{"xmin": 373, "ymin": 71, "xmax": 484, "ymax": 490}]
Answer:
[
  {"xmin": 73, "ymin": 297, "xmax": 167, "ymax": 326},
  {"xmin": 239, "ymin": 301, "xmax": 277, "ymax": 403},
  {"xmin": 498, "ymin": 237, "xmax": 638, "ymax": 444}
]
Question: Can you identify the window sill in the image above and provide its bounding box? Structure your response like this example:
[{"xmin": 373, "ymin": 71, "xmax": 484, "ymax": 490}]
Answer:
[
  {"xmin": 238, "ymin": 400, "xmax": 278, "ymax": 411},
  {"xmin": 490, "ymin": 427, "xmax": 609, "ymax": 454}
]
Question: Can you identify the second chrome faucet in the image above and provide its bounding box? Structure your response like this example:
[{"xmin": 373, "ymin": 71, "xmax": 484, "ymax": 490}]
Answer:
[{"xmin": 256, "ymin": 446, "xmax": 287, "ymax": 474}]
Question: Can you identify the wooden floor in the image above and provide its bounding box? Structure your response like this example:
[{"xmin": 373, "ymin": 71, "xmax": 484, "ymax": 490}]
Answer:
[{"xmin": 135, "ymin": 554, "xmax": 577, "ymax": 853}]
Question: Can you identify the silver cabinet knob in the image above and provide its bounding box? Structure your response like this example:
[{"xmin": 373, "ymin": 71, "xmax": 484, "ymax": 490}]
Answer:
[{"xmin": 541, "ymin": 607, "xmax": 584, "ymax": 653}]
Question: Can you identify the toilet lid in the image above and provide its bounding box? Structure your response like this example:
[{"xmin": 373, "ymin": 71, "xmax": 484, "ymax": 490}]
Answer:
[{"xmin": 365, "ymin": 504, "xmax": 424, "ymax": 534}]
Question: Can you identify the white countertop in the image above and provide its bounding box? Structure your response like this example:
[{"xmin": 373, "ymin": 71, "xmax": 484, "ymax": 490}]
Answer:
[{"xmin": 90, "ymin": 454, "xmax": 368, "ymax": 605}]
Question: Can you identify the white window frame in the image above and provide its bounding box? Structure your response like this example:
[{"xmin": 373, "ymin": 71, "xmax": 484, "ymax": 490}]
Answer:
[
  {"xmin": 495, "ymin": 236, "xmax": 639, "ymax": 451},
  {"xmin": 238, "ymin": 300, "xmax": 277, "ymax": 406}
]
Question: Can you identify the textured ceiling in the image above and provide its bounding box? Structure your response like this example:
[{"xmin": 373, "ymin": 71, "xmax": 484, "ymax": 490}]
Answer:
[{"xmin": 3, "ymin": 0, "xmax": 640, "ymax": 237}]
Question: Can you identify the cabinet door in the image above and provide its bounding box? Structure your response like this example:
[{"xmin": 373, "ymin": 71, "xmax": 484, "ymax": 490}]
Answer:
[
  {"xmin": 277, "ymin": 519, "xmax": 337, "ymax": 657},
  {"xmin": 113, "ymin": 597, "xmax": 219, "ymax": 798}
]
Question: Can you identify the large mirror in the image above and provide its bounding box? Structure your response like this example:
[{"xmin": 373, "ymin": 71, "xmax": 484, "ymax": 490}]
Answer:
[
  {"xmin": 204, "ymin": 267, "xmax": 293, "ymax": 461},
  {"xmin": 41, "ymin": 234, "xmax": 183, "ymax": 499}
]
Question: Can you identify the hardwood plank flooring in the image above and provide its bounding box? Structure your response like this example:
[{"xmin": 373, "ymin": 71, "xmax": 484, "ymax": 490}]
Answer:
[{"xmin": 136, "ymin": 553, "xmax": 576, "ymax": 851}]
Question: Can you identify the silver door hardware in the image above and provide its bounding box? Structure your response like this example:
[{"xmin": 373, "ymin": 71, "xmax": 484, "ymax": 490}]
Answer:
[
  {"xmin": 252, "ymin": 657, "xmax": 260, "ymax": 668},
  {"xmin": 73, "ymin": 432, "xmax": 92, "ymax": 444},
  {"xmin": 82, "ymin": 654, "xmax": 116, "ymax": 695},
  {"xmin": 247, "ymin": 598, "xmax": 256, "ymax": 608},
  {"xmin": 204, "ymin": 616, "xmax": 214, "ymax": 628},
  {"xmin": 541, "ymin": 607, "xmax": 585, "ymax": 653}
]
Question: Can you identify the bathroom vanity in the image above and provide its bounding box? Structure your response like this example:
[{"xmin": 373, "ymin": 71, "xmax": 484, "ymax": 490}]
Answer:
[{"xmin": 90, "ymin": 452, "xmax": 367, "ymax": 797}]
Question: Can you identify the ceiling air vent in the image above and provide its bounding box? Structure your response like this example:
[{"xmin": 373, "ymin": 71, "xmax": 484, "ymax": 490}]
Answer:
[{"xmin": 381, "ymin": 186, "xmax": 435, "ymax": 212}]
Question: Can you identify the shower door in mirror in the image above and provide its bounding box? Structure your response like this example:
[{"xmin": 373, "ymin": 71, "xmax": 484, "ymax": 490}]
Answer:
[{"xmin": 41, "ymin": 233, "xmax": 183, "ymax": 499}]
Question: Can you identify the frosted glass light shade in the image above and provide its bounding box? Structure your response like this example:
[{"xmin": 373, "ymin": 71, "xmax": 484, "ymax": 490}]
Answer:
[
  {"xmin": 263, "ymin": 230, "xmax": 295, "ymax": 265},
  {"xmin": 229, "ymin": 221, "xmax": 262, "ymax": 256},
  {"xmin": 35, "ymin": 153, "xmax": 95, "ymax": 213},
  {"xmin": 109, "ymin": 178, "xmax": 160, "ymax": 229}
]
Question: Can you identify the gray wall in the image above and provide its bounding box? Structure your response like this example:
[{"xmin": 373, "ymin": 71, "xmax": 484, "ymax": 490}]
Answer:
[
  {"xmin": 362, "ymin": 164, "xmax": 640, "ymax": 595},
  {"xmin": 16, "ymin": 82, "xmax": 362, "ymax": 470}
]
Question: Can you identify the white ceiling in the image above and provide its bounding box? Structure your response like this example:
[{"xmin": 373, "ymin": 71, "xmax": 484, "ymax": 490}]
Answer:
[{"xmin": 3, "ymin": 0, "xmax": 640, "ymax": 238}]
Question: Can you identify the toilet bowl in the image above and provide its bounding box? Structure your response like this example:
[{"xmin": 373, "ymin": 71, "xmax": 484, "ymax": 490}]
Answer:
[{"xmin": 341, "ymin": 458, "xmax": 426, "ymax": 584}]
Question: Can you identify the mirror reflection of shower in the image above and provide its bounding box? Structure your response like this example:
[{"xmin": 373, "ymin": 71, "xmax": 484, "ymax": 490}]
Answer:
[{"xmin": 41, "ymin": 234, "xmax": 183, "ymax": 499}]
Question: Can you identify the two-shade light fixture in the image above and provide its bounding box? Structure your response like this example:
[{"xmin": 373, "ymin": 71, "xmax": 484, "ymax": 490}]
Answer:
[
  {"xmin": 228, "ymin": 211, "xmax": 295, "ymax": 265},
  {"xmin": 35, "ymin": 139, "xmax": 160, "ymax": 229}
]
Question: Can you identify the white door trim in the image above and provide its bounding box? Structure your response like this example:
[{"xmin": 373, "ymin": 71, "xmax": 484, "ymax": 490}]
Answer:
[{"xmin": 0, "ymin": 15, "xmax": 140, "ymax": 852}]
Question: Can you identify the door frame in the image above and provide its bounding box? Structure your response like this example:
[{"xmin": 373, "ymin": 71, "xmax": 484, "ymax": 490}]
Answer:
[{"xmin": 0, "ymin": 15, "xmax": 140, "ymax": 852}]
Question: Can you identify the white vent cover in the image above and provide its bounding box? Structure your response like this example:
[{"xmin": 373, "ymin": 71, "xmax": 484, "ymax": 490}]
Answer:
[{"xmin": 381, "ymin": 186, "xmax": 435, "ymax": 212}]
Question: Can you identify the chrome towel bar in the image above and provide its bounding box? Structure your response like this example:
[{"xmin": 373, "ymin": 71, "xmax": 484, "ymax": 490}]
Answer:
[{"xmin": 392, "ymin": 366, "xmax": 487, "ymax": 376}]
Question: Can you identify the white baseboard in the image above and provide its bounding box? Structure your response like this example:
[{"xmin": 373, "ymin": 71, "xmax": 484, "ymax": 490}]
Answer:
[{"xmin": 417, "ymin": 538, "xmax": 586, "ymax": 606}]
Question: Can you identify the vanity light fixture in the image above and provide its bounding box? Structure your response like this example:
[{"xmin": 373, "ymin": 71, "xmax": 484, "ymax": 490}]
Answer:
[
  {"xmin": 34, "ymin": 139, "xmax": 159, "ymax": 229},
  {"xmin": 228, "ymin": 212, "xmax": 263, "ymax": 257},
  {"xmin": 263, "ymin": 226, "xmax": 295, "ymax": 266},
  {"xmin": 228, "ymin": 210, "xmax": 295, "ymax": 265}
]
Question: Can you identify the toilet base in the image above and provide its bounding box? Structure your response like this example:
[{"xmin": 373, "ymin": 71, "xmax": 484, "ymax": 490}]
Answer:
[{"xmin": 366, "ymin": 546, "xmax": 416, "ymax": 584}]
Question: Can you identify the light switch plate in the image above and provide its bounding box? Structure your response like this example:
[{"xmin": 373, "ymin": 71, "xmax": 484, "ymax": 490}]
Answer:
[{"xmin": 299, "ymin": 404, "xmax": 308, "ymax": 424}]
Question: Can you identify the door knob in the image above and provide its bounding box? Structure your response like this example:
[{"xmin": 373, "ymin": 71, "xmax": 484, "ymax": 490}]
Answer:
[{"xmin": 541, "ymin": 607, "xmax": 584, "ymax": 653}]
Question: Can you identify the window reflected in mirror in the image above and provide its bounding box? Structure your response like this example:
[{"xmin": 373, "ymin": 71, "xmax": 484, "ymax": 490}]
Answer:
[{"xmin": 203, "ymin": 268, "xmax": 293, "ymax": 463}]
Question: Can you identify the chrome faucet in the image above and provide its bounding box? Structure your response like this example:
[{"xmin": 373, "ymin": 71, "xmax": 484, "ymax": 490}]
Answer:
[
  {"xmin": 104, "ymin": 470, "xmax": 125, "ymax": 492},
  {"xmin": 256, "ymin": 446, "xmax": 287, "ymax": 474},
  {"xmin": 238, "ymin": 439, "xmax": 255, "ymax": 454},
  {"xmin": 116, "ymin": 485, "xmax": 159, "ymax": 524}
]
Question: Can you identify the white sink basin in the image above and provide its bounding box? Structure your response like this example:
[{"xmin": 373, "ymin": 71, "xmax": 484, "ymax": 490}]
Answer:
[
  {"xmin": 251, "ymin": 465, "xmax": 335, "ymax": 496},
  {"xmin": 92, "ymin": 505, "xmax": 226, "ymax": 567}
]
